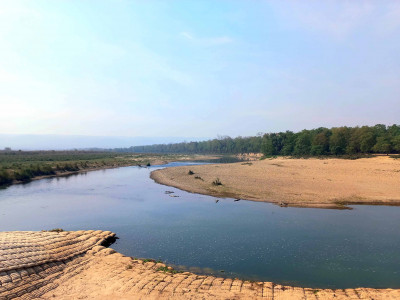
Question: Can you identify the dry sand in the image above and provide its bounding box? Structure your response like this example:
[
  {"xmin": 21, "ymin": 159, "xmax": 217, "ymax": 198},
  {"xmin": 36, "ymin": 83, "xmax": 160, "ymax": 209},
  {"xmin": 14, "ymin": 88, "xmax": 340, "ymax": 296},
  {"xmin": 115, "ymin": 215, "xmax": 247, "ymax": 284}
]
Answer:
[
  {"xmin": 1, "ymin": 230, "xmax": 399, "ymax": 300},
  {"xmin": 151, "ymin": 156, "xmax": 400, "ymax": 209}
]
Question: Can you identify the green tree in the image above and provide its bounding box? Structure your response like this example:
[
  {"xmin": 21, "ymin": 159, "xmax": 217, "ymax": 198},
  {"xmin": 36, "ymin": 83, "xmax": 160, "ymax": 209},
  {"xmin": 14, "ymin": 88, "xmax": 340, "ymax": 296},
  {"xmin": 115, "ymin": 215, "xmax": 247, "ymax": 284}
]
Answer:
[
  {"xmin": 311, "ymin": 128, "xmax": 331, "ymax": 155},
  {"xmin": 280, "ymin": 131, "xmax": 296, "ymax": 155},
  {"xmin": 261, "ymin": 135, "xmax": 275, "ymax": 156},
  {"xmin": 373, "ymin": 137, "xmax": 392, "ymax": 154},
  {"xmin": 387, "ymin": 124, "xmax": 400, "ymax": 153},
  {"xmin": 392, "ymin": 135, "xmax": 400, "ymax": 152},
  {"xmin": 330, "ymin": 127, "xmax": 350, "ymax": 155},
  {"xmin": 293, "ymin": 130, "xmax": 312, "ymax": 155},
  {"xmin": 360, "ymin": 131, "xmax": 376, "ymax": 153}
]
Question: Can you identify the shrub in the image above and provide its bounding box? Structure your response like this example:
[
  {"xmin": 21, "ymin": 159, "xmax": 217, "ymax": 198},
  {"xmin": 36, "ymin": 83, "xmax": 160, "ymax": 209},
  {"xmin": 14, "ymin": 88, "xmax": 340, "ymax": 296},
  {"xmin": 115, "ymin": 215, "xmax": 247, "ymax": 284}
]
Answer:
[
  {"xmin": 142, "ymin": 258, "xmax": 161, "ymax": 263},
  {"xmin": 212, "ymin": 178, "xmax": 222, "ymax": 186},
  {"xmin": 156, "ymin": 266, "xmax": 181, "ymax": 274},
  {"xmin": 0, "ymin": 170, "xmax": 12, "ymax": 185},
  {"xmin": 15, "ymin": 170, "xmax": 32, "ymax": 182},
  {"xmin": 62, "ymin": 163, "xmax": 80, "ymax": 172}
]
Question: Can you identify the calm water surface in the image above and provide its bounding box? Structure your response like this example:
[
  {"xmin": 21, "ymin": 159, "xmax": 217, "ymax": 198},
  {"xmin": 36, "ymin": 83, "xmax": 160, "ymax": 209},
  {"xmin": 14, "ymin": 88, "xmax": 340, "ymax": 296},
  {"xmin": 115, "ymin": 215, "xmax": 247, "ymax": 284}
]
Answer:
[{"xmin": 0, "ymin": 162, "xmax": 399, "ymax": 289}]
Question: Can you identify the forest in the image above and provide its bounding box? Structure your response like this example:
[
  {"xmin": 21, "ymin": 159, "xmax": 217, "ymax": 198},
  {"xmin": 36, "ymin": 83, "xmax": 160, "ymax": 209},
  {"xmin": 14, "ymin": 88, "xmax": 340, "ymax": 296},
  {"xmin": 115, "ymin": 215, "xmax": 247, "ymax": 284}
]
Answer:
[{"xmin": 119, "ymin": 124, "xmax": 400, "ymax": 156}]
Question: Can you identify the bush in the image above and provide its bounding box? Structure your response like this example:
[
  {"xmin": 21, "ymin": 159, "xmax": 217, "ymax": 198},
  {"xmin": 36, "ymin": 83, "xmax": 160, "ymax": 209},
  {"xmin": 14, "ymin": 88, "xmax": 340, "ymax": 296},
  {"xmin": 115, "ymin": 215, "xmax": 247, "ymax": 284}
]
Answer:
[
  {"xmin": 0, "ymin": 170, "xmax": 12, "ymax": 185},
  {"xmin": 212, "ymin": 178, "xmax": 222, "ymax": 186},
  {"xmin": 49, "ymin": 228, "xmax": 64, "ymax": 232},
  {"xmin": 62, "ymin": 163, "xmax": 80, "ymax": 172},
  {"xmin": 15, "ymin": 170, "xmax": 32, "ymax": 182},
  {"xmin": 156, "ymin": 266, "xmax": 181, "ymax": 274}
]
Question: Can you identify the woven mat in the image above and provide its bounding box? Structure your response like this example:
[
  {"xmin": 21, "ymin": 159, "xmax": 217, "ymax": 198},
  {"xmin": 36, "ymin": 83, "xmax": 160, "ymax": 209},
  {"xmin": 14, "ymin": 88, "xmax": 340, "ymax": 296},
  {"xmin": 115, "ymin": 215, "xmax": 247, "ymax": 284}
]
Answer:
[{"xmin": 0, "ymin": 230, "xmax": 115, "ymax": 273}]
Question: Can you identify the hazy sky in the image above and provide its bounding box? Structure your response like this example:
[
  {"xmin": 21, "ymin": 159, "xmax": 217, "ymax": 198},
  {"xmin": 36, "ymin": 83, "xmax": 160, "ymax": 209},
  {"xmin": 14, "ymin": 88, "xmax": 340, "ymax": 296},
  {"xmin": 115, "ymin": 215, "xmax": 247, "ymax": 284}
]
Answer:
[{"xmin": 1, "ymin": 0, "xmax": 399, "ymax": 140}]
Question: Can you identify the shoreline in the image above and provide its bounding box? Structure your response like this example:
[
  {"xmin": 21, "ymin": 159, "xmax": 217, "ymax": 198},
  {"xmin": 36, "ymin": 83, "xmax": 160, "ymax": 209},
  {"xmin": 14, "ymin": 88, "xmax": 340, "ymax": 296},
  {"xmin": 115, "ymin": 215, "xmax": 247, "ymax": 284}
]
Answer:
[
  {"xmin": 151, "ymin": 156, "xmax": 400, "ymax": 209},
  {"xmin": 151, "ymin": 169, "xmax": 400, "ymax": 209},
  {"xmin": 1, "ymin": 154, "xmax": 218, "ymax": 190},
  {"xmin": 2, "ymin": 230, "xmax": 399, "ymax": 299},
  {"xmin": 150, "ymin": 168, "xmax": 343, "ymax": 209}
]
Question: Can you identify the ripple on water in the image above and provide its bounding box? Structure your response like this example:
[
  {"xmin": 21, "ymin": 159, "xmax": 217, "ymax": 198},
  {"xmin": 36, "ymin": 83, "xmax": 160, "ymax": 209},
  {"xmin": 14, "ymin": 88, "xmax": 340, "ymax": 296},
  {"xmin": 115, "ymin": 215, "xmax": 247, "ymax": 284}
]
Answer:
[{"xmin": 0, "ymin": 162, "xmax": 399, "ymax": 289}]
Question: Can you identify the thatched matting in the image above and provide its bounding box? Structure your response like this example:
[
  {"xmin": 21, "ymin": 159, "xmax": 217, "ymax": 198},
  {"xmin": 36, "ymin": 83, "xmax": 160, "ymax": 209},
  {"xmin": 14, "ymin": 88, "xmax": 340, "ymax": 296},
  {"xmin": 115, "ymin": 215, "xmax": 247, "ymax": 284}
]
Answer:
[{"xmin": 1, "ymin": 231, "xmax": 399, "ymax": 299}]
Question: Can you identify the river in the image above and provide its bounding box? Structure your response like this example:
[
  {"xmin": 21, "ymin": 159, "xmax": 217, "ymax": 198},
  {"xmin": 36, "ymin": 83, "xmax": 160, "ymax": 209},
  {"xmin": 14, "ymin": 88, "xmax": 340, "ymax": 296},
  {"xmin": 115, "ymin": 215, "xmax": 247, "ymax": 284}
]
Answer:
[{"xmin": 0, "ymin": 161, "xmax": 399, "ymax": 289}]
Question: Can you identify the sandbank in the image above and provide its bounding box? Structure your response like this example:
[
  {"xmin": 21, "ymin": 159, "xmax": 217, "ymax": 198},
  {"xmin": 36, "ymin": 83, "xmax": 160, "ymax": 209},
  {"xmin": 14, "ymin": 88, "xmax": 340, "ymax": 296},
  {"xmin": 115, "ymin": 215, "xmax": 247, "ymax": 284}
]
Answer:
[{"xmin": 151, "ymin": 156, "xmax": 400, "ymax": 209}]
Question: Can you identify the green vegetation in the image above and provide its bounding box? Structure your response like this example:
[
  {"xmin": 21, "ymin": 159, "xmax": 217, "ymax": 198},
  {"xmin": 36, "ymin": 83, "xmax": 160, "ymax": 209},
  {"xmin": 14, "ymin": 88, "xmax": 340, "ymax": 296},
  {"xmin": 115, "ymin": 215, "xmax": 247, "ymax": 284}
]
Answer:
[
  {"xmin": 0, "ymin": 151, "xmax": 191, "ymax": 188},
  {"xmin": 117, "ymin": 135, "xmax": 263, "ymax": 154},
  {"xmin": 49, "ymin": 228, "xmax": 64, "ymax": 232},
  {"xmin": 142, "ymin": 258, "xmax": 163, "ymax": 263},
  {"xmin": 312, "ymin": 289, "xmax": 320, "ymax": 295},
  {"xmin": 2, "ymin": 124, "xmax": 398, "ymax": 187},
  {"xmin": 120, "ymin": 124, "xmax": 400, "ymax": 157},
  {"xmin": 41, "ymin": 228, "xmax": 64, "ymax": 232},
  {"xmin": 0, "ymin": 151, "xmax": 131, "ymax": 187},
  {"xmin": 261, "ymin": 124, "xmax": 400, "ymax": 157},
  {"xmin": 0, "ymin": 169, "xmax": 12, "ymax": 186},
  {"xmin": 156, "ymin": 266, "xmax": 181, "ymax": 274},
  {"xmin": 188, "ymin": 170, "xmax": 195, "ymax": 175}
]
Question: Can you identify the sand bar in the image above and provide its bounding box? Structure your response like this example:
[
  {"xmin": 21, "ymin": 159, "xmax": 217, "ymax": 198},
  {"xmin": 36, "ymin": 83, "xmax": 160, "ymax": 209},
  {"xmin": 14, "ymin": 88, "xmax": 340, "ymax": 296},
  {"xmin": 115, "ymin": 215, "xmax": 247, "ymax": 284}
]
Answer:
[
  {"xmin": 1, "ymin": 230, "xmax": 399, "ymax": 299},
  {"xmin": 151, "ymin": 156, "xmax": 400, "ymax": 209}
]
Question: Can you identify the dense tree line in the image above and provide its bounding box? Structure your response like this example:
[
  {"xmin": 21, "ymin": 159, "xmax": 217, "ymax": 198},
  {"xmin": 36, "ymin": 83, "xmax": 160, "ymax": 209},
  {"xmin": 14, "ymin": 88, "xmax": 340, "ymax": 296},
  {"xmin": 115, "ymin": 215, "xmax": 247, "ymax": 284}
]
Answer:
[
  {"xmin": 120, "ymin": 124, "xmax": 400, "ymax": 156},
  {"xmin": 261, "ymin": 124, "xmax": 400, "ymax": 156},
  {"xmin": 115, "ymin": 136, "xmax": 263, "ymax": 154}
]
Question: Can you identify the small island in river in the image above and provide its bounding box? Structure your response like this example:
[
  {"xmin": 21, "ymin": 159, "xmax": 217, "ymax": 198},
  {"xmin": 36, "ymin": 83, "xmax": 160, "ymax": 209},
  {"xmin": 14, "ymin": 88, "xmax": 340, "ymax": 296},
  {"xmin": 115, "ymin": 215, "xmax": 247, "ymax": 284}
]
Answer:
[{"xmin": 151, "ymin": 156, "xmax": 400, "ymax": 209}]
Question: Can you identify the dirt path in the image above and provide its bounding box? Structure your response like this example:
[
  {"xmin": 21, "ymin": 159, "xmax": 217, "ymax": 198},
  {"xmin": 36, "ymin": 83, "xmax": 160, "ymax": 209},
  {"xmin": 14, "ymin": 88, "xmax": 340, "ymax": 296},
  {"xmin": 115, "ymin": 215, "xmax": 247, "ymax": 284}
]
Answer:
[
  {"xmin": 151, "ymin": 156, "xmax": 400, "ymax": 209},
  {"xmin": 1, "ymin": 231, "xmax": 399, "ymax": 299}
]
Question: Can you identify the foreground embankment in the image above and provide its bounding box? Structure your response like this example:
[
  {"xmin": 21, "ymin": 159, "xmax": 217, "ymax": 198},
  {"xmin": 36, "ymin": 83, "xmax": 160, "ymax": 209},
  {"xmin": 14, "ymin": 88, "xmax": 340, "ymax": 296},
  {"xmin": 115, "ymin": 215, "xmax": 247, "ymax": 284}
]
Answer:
[
  {"xmin": 151, "ymin": 156, "xmax": 400, "ymax": 209},
  {"xmin": 1, "ymin": 231, "xmax": 399, "ymax": 299}
]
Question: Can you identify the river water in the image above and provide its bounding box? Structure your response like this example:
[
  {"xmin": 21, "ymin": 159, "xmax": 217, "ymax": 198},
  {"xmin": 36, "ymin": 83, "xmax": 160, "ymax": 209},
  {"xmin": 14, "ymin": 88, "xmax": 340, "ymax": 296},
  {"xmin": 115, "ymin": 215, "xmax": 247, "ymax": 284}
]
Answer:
[{"xmin": 0, "ymin": 162, "xmax": 399, "ymax": 289}]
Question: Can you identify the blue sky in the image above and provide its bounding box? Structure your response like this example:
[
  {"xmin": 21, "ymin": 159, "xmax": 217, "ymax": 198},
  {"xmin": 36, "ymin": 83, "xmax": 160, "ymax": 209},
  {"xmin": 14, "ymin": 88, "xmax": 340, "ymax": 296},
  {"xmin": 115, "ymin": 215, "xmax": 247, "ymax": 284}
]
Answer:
[{"xmin": 0, "ymin": 0, "xmax": 399, "ymax": 141}]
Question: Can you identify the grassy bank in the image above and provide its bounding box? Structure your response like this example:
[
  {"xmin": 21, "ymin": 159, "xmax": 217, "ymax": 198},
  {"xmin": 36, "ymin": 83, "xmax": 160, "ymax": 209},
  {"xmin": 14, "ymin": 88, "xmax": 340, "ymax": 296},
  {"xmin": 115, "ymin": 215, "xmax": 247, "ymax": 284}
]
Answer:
[{"xmin": 0, "ymin": 151, "xmax": 208, "ymax": 188}]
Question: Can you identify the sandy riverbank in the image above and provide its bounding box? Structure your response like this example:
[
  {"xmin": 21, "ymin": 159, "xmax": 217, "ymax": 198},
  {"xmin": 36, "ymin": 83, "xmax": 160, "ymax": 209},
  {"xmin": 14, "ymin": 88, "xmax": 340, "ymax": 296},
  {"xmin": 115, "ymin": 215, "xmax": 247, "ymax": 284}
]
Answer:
[
  {"xmin": 151, "ymin": 156, "xmax": 400, "ymax": 209},
  {"xmin": 1, "ymin": 230, "xmax": 399, "ymax": 299}
]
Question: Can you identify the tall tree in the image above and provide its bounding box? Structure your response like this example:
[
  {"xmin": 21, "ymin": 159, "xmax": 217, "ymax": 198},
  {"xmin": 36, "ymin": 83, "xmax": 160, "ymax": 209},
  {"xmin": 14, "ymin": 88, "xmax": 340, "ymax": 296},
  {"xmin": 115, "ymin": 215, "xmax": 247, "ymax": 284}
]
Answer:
[
  {"xmin": 330, "ymin": 127, "xmax": 350, "ymax": 155},
  {"xmin": 293, "ymin": 130, "xmax": 312, "ymax": 155},
  {"xmin": 373, "ymin": 136, "xmax": 392, "ymax": 154},
  {"xmin": 311, "ymin": 128, "xmax": 331, "ymax": 155}
]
